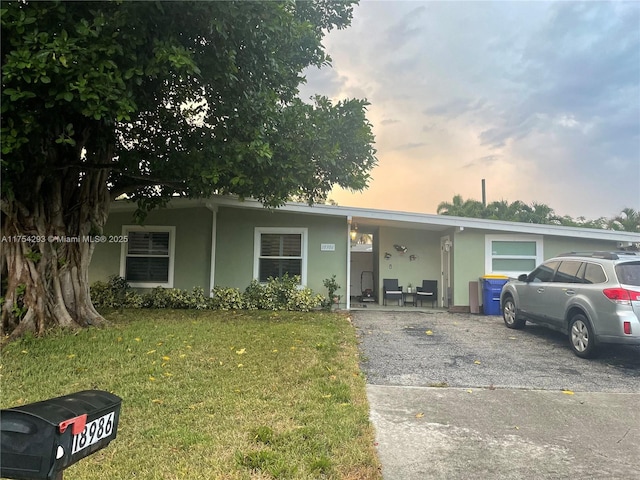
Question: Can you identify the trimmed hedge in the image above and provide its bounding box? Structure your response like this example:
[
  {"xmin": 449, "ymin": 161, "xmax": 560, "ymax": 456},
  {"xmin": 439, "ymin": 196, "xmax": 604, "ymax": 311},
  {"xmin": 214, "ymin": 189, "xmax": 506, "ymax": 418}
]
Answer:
[{"xmin": 91, "ymin": 275, "xmax": 326, "ymax": 312}]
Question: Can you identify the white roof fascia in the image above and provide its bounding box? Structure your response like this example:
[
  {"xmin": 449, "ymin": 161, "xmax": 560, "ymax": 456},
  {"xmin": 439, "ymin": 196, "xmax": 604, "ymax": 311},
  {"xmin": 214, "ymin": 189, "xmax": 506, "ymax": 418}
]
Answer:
[
  {"xmin": 109, "ymin": 195, "xmax": 640, "ymax": 243},
  {"xmin": 206, "ymin": 196, "xmax": 640, "ymax": 242}
]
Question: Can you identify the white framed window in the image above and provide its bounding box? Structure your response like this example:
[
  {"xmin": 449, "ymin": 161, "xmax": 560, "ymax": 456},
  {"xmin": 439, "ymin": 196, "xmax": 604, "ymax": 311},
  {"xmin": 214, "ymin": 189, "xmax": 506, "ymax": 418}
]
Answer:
[
  {"xmin": 254, "ymin": 227, "xmax": 307, "ymax": 284},
  {"xmin": 120, "ymin": 226, "xmax": 176, "ymax": 288},
  {"xmin": 485, "ymin": 235, "xmax": 543, "ymax": 277}
]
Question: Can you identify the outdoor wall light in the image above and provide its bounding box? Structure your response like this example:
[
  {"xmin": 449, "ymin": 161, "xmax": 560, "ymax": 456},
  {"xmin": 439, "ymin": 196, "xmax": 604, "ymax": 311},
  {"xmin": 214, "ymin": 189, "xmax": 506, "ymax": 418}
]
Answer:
[{"xmin": 394, "ymin": 244, "xmax": 408, "ymax": 253}]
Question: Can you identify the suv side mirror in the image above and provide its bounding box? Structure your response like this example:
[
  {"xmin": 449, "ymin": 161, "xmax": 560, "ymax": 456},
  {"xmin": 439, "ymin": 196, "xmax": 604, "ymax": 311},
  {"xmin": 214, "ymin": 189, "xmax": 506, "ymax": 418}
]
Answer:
[{"xmin": 518, "ymin": 274, "xmax": 529, "ymax": 282}]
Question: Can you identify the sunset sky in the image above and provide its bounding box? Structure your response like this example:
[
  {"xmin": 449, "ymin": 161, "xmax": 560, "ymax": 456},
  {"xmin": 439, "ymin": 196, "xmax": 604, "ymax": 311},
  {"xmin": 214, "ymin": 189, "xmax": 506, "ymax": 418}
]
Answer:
[{"xmin": 298, "ymin": 0, "xmax": 640, "ymax": 221}]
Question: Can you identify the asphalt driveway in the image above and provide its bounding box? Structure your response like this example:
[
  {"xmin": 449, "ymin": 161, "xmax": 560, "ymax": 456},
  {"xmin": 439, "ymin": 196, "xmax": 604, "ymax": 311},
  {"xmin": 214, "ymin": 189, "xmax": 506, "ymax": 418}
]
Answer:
[{"xmin": 352, "ymin": 310, "xmax": 640, "ymax": 480}]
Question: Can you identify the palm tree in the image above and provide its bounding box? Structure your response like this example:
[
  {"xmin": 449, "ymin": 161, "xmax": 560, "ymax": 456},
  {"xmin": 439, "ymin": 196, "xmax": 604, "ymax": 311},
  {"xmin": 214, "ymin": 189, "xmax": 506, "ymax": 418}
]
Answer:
[
  {"xmin": 437, "ymin": 194, "xmax": 466, "ymax": 216},
  {"xmin": 485, "ymin": 200, "xmax": 510, "ymax": 220},
  {"xmin": 529, "ymin": 202, "xmax": 561, "ymax": 224},
  {"xmin": 484, "ymin": 200, "xmax": 552, "ymax": 223},
  {"xmin": 437, "ymin": 196, "xmax": 639, "ymax": 233},
  {"xmin": 437, "ymin": 195, "xmax": 486, "ymax": 217},
  {"xmin": 608, "ymin": 208, "xmax": 640, "ymax": 232},
  {"xmin": 509, "ymin": 200, "xmax": 533, "ymax": 222}
]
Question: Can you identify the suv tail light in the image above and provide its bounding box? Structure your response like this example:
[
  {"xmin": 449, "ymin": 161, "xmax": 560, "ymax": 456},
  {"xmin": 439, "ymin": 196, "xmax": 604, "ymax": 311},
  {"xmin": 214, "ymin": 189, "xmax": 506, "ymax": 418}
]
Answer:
[{"xmin": 603, "ymin": 288, "xmax": 640, "ymax": 304}]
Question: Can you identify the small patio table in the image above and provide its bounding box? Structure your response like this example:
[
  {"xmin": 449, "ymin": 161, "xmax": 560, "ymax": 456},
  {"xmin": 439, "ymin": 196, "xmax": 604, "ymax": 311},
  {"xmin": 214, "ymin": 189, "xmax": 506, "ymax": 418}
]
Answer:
[{"xmin": 403, "ymin": 291, "xmax": 416, "ymax": 307}]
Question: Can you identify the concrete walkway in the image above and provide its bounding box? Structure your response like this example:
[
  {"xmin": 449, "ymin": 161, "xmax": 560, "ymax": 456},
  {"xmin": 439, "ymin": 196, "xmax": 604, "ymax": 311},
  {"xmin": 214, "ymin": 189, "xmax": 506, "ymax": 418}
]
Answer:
[{"xmin": 367, "ymin": 385, "xmax": 640, "ymax": 480}]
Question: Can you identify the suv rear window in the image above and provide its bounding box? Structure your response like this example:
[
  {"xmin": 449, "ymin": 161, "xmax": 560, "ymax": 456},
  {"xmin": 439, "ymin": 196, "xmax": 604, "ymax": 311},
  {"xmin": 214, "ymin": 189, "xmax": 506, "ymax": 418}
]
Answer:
[
  {"xmin": 583, "ymin": 263, "xmax": 607, "ymax": 284},
  {"xmin": 616, "ymin": 261, "xmax": 640, "ymax": 286}
]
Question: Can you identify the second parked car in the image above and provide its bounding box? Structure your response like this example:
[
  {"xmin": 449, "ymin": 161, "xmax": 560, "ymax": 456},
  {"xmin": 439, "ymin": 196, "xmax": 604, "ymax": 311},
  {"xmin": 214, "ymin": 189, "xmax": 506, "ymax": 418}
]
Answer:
[{"xmin": 500, "ymin": 251, "xmax": 640, "ymax": 358}]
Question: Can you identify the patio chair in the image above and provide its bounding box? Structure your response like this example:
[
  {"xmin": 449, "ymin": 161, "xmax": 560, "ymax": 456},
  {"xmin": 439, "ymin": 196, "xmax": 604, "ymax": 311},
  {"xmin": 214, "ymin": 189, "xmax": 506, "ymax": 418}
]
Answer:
[
  {"xmin": 416, "ymin": 280, "xmax": 437, "ymax": 308},
  {"xmin": 383, "ymin": 279, "xmax": 403, "ymax": 306}
]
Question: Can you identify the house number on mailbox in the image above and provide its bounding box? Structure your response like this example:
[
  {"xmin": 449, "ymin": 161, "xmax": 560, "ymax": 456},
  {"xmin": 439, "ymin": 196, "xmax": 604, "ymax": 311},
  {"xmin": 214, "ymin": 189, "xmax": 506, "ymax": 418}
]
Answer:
[{"xmin": 72, "ymin": 412, "xmax": 115, "ymax": 454}]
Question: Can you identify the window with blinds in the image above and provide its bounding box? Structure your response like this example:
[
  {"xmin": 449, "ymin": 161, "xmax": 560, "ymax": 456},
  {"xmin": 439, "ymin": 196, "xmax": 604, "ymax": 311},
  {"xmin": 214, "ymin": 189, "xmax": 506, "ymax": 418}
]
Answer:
[
  {"xmin": 258, "ymin": 233, "xmax": 302, "ymax": 282},
  {"xmin": 253, "ymin": 228, "xmax": 307, "ymax": 284},
  {"xmin": 121, "ymin": 227, "xmax": 175, "ymax": 286}
]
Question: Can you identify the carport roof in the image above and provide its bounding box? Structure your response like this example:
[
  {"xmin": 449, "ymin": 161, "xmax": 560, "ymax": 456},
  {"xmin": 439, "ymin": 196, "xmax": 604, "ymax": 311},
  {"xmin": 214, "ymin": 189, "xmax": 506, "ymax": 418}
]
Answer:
[{"xmin": 111, "ymin": 195, "xmax": 640, "ymax": 243}]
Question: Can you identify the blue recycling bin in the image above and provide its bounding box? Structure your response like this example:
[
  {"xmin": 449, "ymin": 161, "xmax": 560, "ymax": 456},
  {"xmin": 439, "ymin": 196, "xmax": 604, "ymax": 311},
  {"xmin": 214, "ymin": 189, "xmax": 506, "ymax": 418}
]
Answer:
[{"xmin": 481, "ymin": 276, "xmax": 508, "ymax": 315}]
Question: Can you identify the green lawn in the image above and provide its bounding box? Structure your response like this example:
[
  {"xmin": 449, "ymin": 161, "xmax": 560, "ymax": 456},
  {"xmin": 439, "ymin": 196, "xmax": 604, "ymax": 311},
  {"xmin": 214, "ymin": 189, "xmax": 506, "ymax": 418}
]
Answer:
[{"xmin": 1, "ymin": 310, "xmax": 382, "ymax": 479}]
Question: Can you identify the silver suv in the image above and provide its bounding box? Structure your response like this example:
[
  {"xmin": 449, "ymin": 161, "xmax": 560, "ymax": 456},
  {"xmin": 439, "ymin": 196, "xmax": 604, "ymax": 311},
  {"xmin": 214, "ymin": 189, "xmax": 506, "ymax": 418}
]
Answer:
[{"xmin": 500, "ymin": 251, "xmax": 640, "ymax": 358}]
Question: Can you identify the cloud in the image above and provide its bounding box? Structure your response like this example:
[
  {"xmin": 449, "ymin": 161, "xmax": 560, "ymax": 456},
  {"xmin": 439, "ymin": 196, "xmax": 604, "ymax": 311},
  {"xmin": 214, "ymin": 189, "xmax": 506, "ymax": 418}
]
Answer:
[
  {"xmin": 422, "ymin": 98, "xmax": 488, "ymax": 119},
  {"xmin": 481, "ymin": 2, "xmax": 639, "ymax": 152},
  {"xmin": 393, "ymin": 142, "xmax": 428, "ymax": 151},
  {"xmin": 302, "ymin": 1, "xmax": 640, "ymax": 219},
  {"xmin": 382, "ymin": 5, "xmax": 427, "ymax": 51},
  {"xmin": 463, "ymin": 155, "xmax": 502, "ymax": 169},
  {"xmin": 299, "ymin": 66, "xmax": 344, "ymax": 102}
]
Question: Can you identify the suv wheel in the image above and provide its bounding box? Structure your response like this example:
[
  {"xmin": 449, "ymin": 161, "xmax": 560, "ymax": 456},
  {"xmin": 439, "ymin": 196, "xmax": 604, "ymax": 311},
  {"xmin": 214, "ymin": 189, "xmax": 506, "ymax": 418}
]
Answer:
[
  {"xmin": 502, "ymin": 296, "xmax": 525, "ymax": 329},
  {"xmin": 569, "ymin": 313, "xmax": 597, "ymax": 358}
]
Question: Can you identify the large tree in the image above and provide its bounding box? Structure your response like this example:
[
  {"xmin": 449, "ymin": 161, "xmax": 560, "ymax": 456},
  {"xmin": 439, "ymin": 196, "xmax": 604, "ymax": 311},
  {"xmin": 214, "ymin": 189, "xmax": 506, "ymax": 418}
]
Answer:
[{"xmin": 1, "ymin": 1, "xmax": 377, "ymax": 338}]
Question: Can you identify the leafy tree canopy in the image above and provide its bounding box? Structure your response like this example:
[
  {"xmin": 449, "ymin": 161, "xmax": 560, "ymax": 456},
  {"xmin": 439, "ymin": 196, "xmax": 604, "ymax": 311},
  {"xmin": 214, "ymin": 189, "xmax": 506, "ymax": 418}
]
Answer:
[{"xmin": 2, "ymin": 0, "xmax": 376, "ymax": 211}]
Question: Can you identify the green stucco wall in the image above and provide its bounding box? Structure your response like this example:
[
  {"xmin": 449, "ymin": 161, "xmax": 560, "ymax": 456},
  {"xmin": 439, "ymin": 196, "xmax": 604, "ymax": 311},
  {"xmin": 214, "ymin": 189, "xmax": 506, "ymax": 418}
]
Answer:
[
  {"xmin": 214, "ymin": 207, "xmax": 348, "ymax": 299},
  {"xmin": 451, "ymin": 230, "xmax": 485, "ymax": 307},
  {"xmin": 92, "ymin": 205, "xmax": 349, "ymax": 299},
  {"xmin": 90, "ymin": 206, "xmax": 213, "ymax": 290},
  {"xmin": 376, "ymin": 227, "xmax": 444, "ymax": 303},
  {"xmin": 540, "ymin": 237, "xmax": 617, "ymax": 259}
]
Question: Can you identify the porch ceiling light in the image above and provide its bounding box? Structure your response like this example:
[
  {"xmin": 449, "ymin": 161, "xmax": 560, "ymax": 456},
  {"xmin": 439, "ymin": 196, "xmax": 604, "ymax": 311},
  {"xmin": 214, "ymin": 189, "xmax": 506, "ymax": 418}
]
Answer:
[{"xmin": 350, "ymin": 223, "xmax": 358, "ymax": 242}]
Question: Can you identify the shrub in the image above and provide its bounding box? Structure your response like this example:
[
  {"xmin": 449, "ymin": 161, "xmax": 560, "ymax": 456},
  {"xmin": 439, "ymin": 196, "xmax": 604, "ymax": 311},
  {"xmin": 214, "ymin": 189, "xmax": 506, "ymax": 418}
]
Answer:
[
  {"xmin": 260, "ymin": 275, "xmax": 323, "ymax": 311},
  {"xmin": 211, "ymin": 286, "xmax": 244, "ymax": 310},
  {"xmin": 90, "ymin": 276, "xmax": 323, "ymax": 312},
  {"xmin": 90, "ymin": 275, "xmax": 142, "ymax": 309},
  {"xmin": 322, "ymin": 275, "xmax": 341, "ymax": 310},
  {"xmin": 242, "ymin": 279, "xmax": 264, "ymax": 310},
  {"xmin": 183, "ymin": 286, "xmax": 212, "ymax": 310},
  {"xmin": 140, "ymin": 286, "xmax": 213, "ymax": 309},
  {"xmin": 123, "ymin": 290, "xmax": 144, "ymax": 309},
  {"xmin": 240, "ymin": 277, "xmax": 322, "ymax": 311},
  {"xmin": 141, "ymin": 286, "xmax": 173, "ymax": 308},
  {"xmin": 287, "ymin": 288, "xmax": 324, "ymax": 312},
  {"xmin": 262, "ymin": 274, "xmax": 297, "ymax": 311}
]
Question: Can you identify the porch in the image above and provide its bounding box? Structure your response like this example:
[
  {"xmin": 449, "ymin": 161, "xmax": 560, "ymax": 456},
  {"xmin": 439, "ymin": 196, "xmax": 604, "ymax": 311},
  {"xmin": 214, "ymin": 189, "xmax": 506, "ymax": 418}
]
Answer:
[{"xmin": 344, "ymin": 295, "xmax": 449, "ymax": 313}]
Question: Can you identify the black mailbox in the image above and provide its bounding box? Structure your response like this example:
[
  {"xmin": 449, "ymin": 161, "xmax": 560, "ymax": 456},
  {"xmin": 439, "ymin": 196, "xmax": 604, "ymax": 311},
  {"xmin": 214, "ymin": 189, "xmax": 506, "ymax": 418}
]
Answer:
[{"xmin": 1, "ymin": 390, "xmax": 122, "ymax": 480}]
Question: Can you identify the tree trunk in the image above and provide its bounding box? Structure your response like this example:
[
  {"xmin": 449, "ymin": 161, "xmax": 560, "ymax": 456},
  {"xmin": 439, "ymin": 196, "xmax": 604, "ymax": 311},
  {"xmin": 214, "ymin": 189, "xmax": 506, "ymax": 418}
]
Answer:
[{"xmin": 1, "ymin": 168, "xmax": 111, "ymax": 341}]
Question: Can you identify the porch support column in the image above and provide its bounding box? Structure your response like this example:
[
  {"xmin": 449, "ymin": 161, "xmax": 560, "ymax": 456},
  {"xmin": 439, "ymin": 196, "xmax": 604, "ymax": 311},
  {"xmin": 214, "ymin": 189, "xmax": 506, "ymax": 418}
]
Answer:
[
  {"xmin": 346, "ymin": 216, "xmax": 352, "ymax": 310},
  {"xmin": 205, "ymin": 203, "xmax": 218, "ymax": 297}
]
